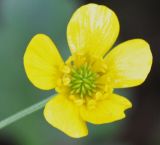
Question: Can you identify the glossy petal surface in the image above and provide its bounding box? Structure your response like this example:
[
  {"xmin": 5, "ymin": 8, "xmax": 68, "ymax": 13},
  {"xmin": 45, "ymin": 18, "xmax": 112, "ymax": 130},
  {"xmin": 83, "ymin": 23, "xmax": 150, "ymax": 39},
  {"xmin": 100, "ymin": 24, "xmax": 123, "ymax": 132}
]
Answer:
[
  {"xmin": 44, "ymin": 95, "xmax": 88, "ymax": 138},
  {"xmin": 80, "ymin": 94, "xmax": 132, "ymax": 124},
  {"xmin": 24, "ymin": 34, "xmax": 64, "ymax": 90},
  {"xmin": 67, "ymin": 4, "xmax": 119, "ymax": 57},
  {"xmin": 105, "ymin": 39, "xmax": 152, "ymax": 88}
]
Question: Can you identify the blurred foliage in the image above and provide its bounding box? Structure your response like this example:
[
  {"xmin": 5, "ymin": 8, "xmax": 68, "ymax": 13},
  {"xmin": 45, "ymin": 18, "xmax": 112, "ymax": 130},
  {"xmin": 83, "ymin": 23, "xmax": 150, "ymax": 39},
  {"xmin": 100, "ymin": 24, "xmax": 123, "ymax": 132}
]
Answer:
[{"xmin": 0, "ymin": 1, "xmax": 132, "ymax": 145}]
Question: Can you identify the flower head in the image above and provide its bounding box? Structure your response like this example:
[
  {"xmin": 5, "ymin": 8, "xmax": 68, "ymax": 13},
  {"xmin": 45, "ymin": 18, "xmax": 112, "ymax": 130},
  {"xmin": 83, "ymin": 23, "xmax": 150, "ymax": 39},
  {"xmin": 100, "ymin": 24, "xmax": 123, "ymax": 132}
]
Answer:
[{"xmin": 24, "ymin": 4, "xmax": 152, "ymax": 138}]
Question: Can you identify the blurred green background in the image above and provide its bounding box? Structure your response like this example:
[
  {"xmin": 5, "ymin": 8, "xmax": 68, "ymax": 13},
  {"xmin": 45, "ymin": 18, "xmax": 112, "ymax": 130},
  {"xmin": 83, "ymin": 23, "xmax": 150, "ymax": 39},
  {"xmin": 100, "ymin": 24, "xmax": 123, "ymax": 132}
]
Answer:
[{"xmin": 0, "ymin": 0, "xmax": 160, "ymax": 145}]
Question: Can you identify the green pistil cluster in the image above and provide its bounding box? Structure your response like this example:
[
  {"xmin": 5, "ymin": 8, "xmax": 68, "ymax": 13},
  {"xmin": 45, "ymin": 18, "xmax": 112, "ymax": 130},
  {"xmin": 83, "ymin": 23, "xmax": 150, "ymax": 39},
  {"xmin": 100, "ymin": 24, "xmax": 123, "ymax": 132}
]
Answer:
[{"xmin": 70, "ymin": 64, "xmax": 97, "ymax": 98}]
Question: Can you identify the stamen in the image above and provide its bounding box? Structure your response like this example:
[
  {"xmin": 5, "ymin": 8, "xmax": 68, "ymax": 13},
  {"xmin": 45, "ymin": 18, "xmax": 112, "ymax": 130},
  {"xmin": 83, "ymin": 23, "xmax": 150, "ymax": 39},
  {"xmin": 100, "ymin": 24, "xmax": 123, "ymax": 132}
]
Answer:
[
  {"xmin": 87, "ymin": 99, "xmax": 96, "ymax": 110},
  {"xmin": 63, "ymin": 66, "xmax": 71, "ymax": 73},
  {"xmin": 62, "ymin": 76, "xmax": 70, "ymax": 86},
  {"xmin": 57, "ymin": 54, "xmax": 112, "ymax": 107}
]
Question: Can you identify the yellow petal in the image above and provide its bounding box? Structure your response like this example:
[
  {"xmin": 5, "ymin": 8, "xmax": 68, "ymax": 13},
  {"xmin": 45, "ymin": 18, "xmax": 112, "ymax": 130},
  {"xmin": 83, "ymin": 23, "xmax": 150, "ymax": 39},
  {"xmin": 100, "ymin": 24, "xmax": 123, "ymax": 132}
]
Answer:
[
  {"xmin": 67, "ymin": 3, "xmax": 119, "ymax": 57},
  {"xmin": 104, "ymin": 39, "xmax": 152, "ymax": 88},
  {"xmin": 80, "ymin": 94, "xmax": 132, "ymax": 124},
  {"xmin": 44, "ymin": 94, "xmax": 88, "ymax": 138},
  {"xmin": 24, "ymin": 34, "xmax": 64, "ymax": 90}
]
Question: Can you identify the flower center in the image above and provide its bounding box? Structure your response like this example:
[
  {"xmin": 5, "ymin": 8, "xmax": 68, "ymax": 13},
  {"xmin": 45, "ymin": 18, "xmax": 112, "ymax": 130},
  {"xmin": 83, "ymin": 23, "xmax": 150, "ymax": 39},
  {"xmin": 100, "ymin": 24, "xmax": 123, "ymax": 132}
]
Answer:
[
  {"xmin": 70, "ymin": 64, "xmax": 97, "ymax": 98},
  {"xmin": 56, "ymin": 53, "xmax": 113, "ymax": 107}
]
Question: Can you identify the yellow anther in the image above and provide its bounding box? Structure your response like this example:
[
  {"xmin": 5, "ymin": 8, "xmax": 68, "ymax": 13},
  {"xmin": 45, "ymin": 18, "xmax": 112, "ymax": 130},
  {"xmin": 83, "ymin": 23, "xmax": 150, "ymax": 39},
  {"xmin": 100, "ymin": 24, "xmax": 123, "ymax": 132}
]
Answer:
[
  {"xmin": 69, "ymin": 95, "xmax": 76, "ymax": 100},
  {"xmin": 76, "ymin": 52, "xmax": 85, "ymax": 56},
  {"xmin": 104, "ymin": 85, "xmax": 113, "ymax": 94},
  {"xmin": 87, "ymin": 99, "xmax": 96, "ymax": 110},
  {"xmin": 99, "ymin": 64, "xmax": 107, "ymax": 73},
  {"xmin": 106, "ymin": 77, "xmax": 112, "ymax": 83},
  {"xmin": 74, "ymin": 99, "xmax": 84, "ymax": 106},
  {"xmin": 94, "ymin": 91, "xmax": 103, "ymax": 100},
  {"xmin": 77, "ymin": 58, "xmax": 86, "ymax": 67},
  {"xmin": 63, "ymin": 66, "xmax": 71, "ymax": 74},
  {"xmin": 62, "ymin": 76, "xmax": 71, "ymax": 86},
  {"xmin": 91, "ymin": 59, "xmax": 107, "ymax": 73},
  {"xmin": 88, "ymin": 99, "xmax": 96, "ymax": 105}
]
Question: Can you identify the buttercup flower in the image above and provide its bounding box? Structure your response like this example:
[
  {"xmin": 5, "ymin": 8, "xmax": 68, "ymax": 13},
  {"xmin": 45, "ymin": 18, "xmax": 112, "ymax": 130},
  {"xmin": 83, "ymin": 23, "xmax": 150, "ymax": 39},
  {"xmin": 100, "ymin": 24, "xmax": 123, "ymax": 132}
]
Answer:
[{"xmin": 24, "ymin": 4, "xmax": 152, "ymax": 138}]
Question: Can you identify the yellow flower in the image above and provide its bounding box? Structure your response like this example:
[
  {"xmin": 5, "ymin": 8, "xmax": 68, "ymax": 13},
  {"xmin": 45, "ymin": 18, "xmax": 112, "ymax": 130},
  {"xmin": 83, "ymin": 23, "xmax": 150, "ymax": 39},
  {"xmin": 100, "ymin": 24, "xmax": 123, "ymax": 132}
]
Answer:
[{"xmin": 24, "ymin": 4, "xmax": 152, "ymax": 138}]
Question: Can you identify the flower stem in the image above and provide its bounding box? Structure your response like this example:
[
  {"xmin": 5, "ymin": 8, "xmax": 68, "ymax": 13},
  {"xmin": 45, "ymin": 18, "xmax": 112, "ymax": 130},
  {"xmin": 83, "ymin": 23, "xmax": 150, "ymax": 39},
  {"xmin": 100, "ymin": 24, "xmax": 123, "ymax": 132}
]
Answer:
[{"xmin": 0, "ymin": 95, "xmax": 54, "ymax": 129}]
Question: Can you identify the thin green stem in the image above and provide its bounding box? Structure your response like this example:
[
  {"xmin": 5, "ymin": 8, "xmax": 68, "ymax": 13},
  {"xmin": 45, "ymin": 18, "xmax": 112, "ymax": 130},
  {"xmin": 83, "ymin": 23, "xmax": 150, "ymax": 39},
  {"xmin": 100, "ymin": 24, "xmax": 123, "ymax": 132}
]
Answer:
[{"xmin": 0, "ymin": 95, "xmax": 55, "ymax": 129}]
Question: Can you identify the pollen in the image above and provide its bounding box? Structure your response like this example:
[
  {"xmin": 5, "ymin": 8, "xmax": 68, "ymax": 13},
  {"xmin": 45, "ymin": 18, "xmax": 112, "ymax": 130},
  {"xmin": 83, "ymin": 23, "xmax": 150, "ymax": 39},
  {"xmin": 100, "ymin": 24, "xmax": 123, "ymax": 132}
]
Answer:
[
  {"xmin": 58, "ymin": 53, "xmax": 111, "ymax": 106},
  {"xmin": 69, "ymin": 64, "xmax": 97, "ymax": 98}
]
